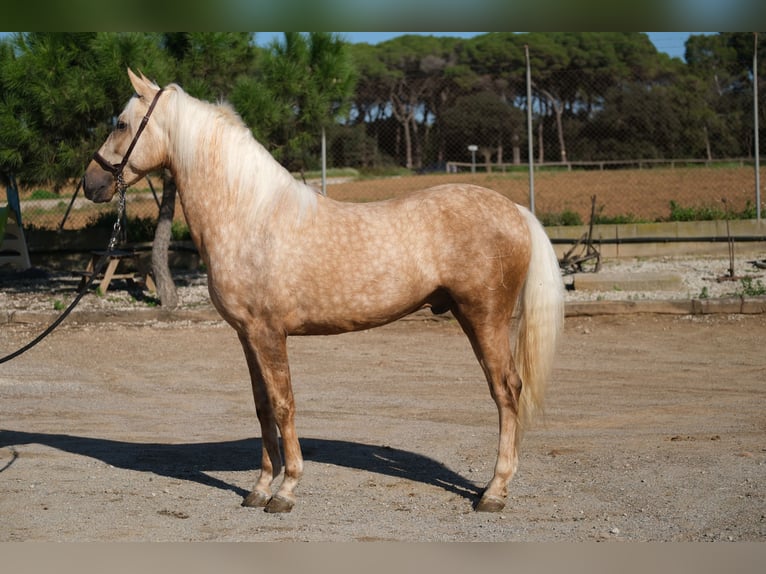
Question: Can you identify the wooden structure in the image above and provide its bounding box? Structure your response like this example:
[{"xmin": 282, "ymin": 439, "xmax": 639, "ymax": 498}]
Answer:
[
  {"xmin": 1, "ymin": 177, "xmax": 32, "ymax": 271},
  {"xmin": 77, "ymin": 249, "xmax": 156, "ymax": 294}
]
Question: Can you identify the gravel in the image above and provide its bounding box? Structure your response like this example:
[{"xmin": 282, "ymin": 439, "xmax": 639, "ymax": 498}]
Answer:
[{"xmin": 563, "ymin": 255, "xmax": 766, "ymax": 302}]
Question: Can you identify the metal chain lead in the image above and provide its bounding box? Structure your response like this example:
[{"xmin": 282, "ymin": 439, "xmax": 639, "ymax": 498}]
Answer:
[{"xmin": 107, "ymin": 177, "xmax": 128, "ymax": 253}]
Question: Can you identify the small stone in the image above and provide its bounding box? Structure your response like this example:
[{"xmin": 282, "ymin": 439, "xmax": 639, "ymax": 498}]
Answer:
[{"xmin": 610, "ymin": 527, "xmax": 620, "ymax": 535}]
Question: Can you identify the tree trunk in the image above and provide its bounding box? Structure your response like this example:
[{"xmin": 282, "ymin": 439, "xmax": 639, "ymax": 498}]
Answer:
[
  {"xmin": 554, "ymin": 104, "xmax": 567, "ymax": 163},
  {"xmin": 152, "ymin": 170, "xmax": 178, "ymax": 309},
  {"xmin": 481, "ymin": 148, "xmax": 492, "ymax": 173},
  {"xmin": 553, "ymin": 104, "xmax": 567, "ymax": 163},
  {"xmin": 410, "ymin": 116, "xmax": 421, "ymax": 169},
  {"xmin": 539, "ymin": 88, "xmax": 568, "ymax": 163},
  {"xmin": 391, "ymin": 87, "xmax": 417, "ymax": 169},
  {"xmin": 401, "ymin": 114, "xmax": 413, "ymax": 169}
]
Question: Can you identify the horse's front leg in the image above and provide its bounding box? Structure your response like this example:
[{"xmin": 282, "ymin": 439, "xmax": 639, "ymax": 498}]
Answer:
[
  {"xmin": 242, "ymin": 378, "xmax": 281, "ymax": 507},
  {"xmin": 238, "ymin": 331, "xmax": 303, "ymax": 513}
]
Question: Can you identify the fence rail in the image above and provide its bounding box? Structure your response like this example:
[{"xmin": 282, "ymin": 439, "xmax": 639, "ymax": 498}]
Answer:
[{"xmin": 446, "ymin": 157, "xmax": 764, "ymax": 173}]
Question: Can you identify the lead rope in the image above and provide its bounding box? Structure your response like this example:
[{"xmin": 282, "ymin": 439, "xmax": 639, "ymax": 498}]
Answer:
[
  {"xmin": 0, "ymin": 182, "xmax": 128, "ymax": 364},
  {"xmin": 2, "ymin": 87, "xmax": 165, "ymax": 364}
]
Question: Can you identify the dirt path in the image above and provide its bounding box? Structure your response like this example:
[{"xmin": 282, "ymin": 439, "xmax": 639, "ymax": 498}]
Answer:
[{"xmin": 1, "ymin": 313, "xmax": 764, "ymax": 541}]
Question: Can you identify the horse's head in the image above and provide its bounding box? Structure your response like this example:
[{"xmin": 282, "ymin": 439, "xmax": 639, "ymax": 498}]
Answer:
[{"xmin": 83, "ymin": 68, "xmax": 168, "ymax": 203}]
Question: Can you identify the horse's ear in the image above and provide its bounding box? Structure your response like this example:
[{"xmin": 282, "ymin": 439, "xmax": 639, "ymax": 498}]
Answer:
[{"xmin": 127, "ymin": 67, "xmax": 159, "ymax": 99}]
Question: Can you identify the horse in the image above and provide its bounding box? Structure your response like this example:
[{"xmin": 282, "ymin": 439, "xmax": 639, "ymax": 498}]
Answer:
[{"xmin": 83, "ymin": 69, "xmax": 565, "ymax": 513}]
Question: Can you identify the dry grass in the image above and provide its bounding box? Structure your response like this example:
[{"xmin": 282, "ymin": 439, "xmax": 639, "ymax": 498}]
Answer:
[{"xmin": 327, "ymin": 166, "xmax": 761, "ymax": 222}]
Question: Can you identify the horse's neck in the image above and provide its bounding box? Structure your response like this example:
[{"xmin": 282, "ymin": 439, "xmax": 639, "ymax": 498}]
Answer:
[{"xmin": 167, "ymin": 124, "xmax": 316, "ymax": 262}]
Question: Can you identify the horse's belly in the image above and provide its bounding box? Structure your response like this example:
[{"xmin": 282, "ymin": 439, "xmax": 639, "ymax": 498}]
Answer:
[{"xmin": 284, "ymin": 279, "xmax": 435, "ymax": 335}]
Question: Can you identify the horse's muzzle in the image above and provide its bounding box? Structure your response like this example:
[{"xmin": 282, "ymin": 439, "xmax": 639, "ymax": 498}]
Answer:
[{"xmin": 82, "ymin": 166, "xmax": 117, "ymax": 203}]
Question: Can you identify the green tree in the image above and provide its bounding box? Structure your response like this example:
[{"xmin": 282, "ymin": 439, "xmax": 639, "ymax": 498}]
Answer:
[
  {"xmin": 0, "ymin": 33, "xmax": 106, "ymax": 191},
  {"xmin": 231, "ymin": 32, "xmax": 356, "ymax": 175},
  {"xmin": 456, "ymin": 32, "xmax": 683, "ymax": 163},
  {"xmin": 0, "ymin": 32, "xmax": 171, "ymax": 191},
  {"xmin": 364, "ymin": 34, "xmax": 462, "ymax": 169},
  {"xmin": 440, "ymin": 91, "xmax": 521, "ymax": 168},
  {"xmin": 685, "ymin": 32, "xmax": 765, "ymax": 158},
  {"xmin": 161, "ymin": 32, "xmax": 257, "ymax": 100},
  {"xmin": 347, "ymin": 41, "xmax": 399, "ymax": 168},
  {"xmin": 528, "ymin": 32, "xmax": 662, "ymax": 163}
]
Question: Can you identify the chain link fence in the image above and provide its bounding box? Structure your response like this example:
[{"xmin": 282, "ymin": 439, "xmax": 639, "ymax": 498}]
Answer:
[
  {"xmin": 12, "ymin": 58, "xmax": 764, "ymax": 240},
  {"xmin": 13, "ymin": 161, "xmax": 763, "ymax": 240}
]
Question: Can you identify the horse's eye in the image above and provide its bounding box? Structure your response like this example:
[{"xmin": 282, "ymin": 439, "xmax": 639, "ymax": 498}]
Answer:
[{"xmin": 115, "ymin": 120, "xmax": 127, "ymax": 131}]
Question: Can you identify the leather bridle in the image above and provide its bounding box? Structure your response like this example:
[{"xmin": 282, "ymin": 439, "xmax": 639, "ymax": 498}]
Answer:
[{"xmin": 92, "ymin": 87, "xmax": 165, "ymax": 188}]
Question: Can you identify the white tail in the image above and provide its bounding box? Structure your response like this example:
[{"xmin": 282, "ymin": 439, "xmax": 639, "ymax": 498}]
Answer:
[{"xmin": 514, "ymin": 205, "xmax": 565, "ymax": 432}]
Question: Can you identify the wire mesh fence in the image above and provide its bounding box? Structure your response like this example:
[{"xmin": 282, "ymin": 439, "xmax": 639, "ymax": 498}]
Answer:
[
  {"xmin": 11, "ymin": 47, "xmax": 765, "ymax": 239},
  {"xmin": 15, "ymin": 161, "xmax": 763, "ymax": 242}
]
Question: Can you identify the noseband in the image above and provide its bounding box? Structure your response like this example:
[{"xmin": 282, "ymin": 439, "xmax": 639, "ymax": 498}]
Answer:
[{"xmin": 92, "ymin": 87, "xmax": 165, "ymax": 188}]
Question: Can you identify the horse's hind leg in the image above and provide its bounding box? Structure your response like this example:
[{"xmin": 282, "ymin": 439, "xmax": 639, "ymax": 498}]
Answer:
[
  {"xmin": 454, "ymin": 308, "xmax": 523, "ymax": 512},
  {"xmin": 238, "ymin": 331, "xmax": 303, "ymax": 513}
]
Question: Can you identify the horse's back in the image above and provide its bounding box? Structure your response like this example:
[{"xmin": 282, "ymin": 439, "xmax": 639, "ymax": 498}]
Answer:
[
  {"xmin": 325, "ymin": 183, "xmax": 527, "ymax": 244},
  {"xmin": 327, "ymin": 182, "xmax": 532, "ymax": 303},
  {"xmin": 412, "ymin": 183, "xmax": 527, "ymax": 236},
  {"xmin": 313, "ymin": 183, "xmax": 531, "ymax": 280},
  {"xmin": 394, "ymin": 183, "xmax": 532, "ymax": 274}
]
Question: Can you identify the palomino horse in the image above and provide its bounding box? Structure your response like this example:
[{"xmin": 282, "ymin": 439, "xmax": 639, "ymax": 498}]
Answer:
[{"xmin": 83, "ymin": 69, "xmax": 564, "ymax": 513}]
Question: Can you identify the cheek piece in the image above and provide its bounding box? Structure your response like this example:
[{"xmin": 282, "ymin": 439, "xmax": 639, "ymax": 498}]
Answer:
[{"xmin": 91, "ymin": 87, "xmax": 165, "ymax": 189}]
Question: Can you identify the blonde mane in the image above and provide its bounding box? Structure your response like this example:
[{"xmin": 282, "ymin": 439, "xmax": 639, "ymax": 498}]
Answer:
[{"xmin": 163, "ymin": 84, "xmax": 318, "ymax": 226}]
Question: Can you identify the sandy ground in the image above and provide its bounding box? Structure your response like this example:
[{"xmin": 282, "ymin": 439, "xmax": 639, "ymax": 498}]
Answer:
[{"xmin": 1, "ymin": 308, "xmax": 764, "ymax": 541}]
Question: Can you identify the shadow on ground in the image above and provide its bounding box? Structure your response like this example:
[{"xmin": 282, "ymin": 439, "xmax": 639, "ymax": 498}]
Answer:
[{"xmin": 0, "ymin": 429, "xmax": 481, "ymax": 503}]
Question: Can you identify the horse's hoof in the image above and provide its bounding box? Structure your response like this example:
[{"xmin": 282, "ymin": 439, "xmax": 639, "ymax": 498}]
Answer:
[
  {"xmin": 265, "ymin": 493, "xmax": 294, "ymax": 513},
  {"xmin": 242, "ymin": 490, "xmax": 270, "ymax": 508},
  {"xmin": 476, "ymin": 494, "xmax": 506, "ymax": 512}
]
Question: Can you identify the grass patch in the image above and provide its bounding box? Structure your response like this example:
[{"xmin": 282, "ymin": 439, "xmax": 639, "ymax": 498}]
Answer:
[
  {"xmin": 355, "ymin": 166, "xmax": 413, "ymax": 179},
  {"xmin": 171, "ymin": 221, "xmax": 191, "ymax": 241},
  {"xmin": 543, "ymin": 199, "xmax": 760, "ymax": 227},
  {"xmin": 594, "ymin": 213, "xmax": 649, "ymax": 224},
  {"xmin": 29, "ymin": 189, "xmax": 59, "ymax": 200},
  {"xmin": 539, "ymin": 209, "xmax": 583, "ymax": 226},
  {"xmin": 292, "ymin": 167, "xmax": 361, "ymax": 180},
  {"xmin": 737, "ymin": 276, "xmax": 766, "ymax": 297},
  {"xmin": 666, "ymin": 200, "xmax": 757, "ymax": 222}
]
